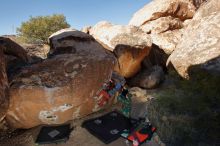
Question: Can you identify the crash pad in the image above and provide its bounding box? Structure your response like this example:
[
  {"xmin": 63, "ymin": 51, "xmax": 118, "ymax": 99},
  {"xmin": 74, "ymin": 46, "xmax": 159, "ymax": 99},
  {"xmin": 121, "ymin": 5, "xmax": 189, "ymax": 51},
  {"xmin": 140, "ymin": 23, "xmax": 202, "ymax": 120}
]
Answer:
[
  {"xmin": 35, "ymin": 124, "xmax": 73, "ymax": 144},
  {"xmin": 82, "ymin": 111, "xmax": 138, "ymax": 144}
]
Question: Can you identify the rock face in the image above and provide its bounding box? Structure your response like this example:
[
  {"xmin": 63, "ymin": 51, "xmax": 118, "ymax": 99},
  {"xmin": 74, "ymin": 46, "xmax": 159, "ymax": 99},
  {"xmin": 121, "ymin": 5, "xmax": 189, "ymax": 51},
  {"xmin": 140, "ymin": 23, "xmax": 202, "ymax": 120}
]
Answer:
[
  {"xmin": 90, "ymin": 21, "xmax": 152, "ymax": 78},
  {"xmin": 0, "ymin": 46, "xmax": 9, "ymax": 121},
  {"xmin": 49, "ymin": 28, "xmax": 112, "ymax": 57},
  {"xmin": 142, "ymin": 44, "xmax": 169, "ymax": 71},
  {"xmin": 168, "ymin": 0, "xmax": 220, "ymax": 78},
  {"xmin": 23, "ymin": 44, "xmax": 50, "ymax": 60},
  {"xmin": 193, "ymin": 0, "xmax": 219, "ymax": 19},
  {"xmin": 128, "ymin": 66, "xmax": 165, "ymax": 89},
  {"xmin": 140, "ymin": 16, "xmax": 183, "ymax": 34},
  {"xmin": 6, "ymin": 29, "xmax": 116, "ymax": 129},
  {"xmin": 0, "ymin": 37, "xmax": 28, "ymax": 62},
  {"xmin": 5, "ymin": 55, "xmax": 27, "ymax": 81},
  {"xmin": 0, "ymin": 37, "xmax": 30, "ymax": 82},
  {"xmin": 129, "ymin": 0, "xmax": 198, "ymax": 55},
  {"xmin": 0, "ymin": 37, "xmax": 29, "ymax": 122},
  {"xmin": 150, "ymin": 30, "xmax": 183, "ymax": 55},
  {"xmin": 129, "ymin": 0, "xmax": 196, "ymax": 27}
]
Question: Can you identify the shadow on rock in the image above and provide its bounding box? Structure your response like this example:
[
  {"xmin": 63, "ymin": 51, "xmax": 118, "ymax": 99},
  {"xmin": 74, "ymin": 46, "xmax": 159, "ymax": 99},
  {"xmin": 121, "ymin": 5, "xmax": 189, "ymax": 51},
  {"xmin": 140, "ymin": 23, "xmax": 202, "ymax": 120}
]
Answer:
[
  {"xmin": 127, "ymin": 65, "xmax": 165, "ymax": 89},
  {"xmin": 142, "ymin": 44, "xmax": 169, "ymax": 73}
]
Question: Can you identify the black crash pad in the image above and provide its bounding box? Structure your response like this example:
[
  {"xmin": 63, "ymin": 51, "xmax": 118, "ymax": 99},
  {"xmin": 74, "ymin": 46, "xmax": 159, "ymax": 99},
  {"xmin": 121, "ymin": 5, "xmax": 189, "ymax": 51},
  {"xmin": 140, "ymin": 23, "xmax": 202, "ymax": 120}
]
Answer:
[
  {"xmin": 35, "ymin": 124, "xmax": 73, "ymax": 144},
  {"xmin": 82, "ymin": 111, "xmax": 138, "ymax": 144}
]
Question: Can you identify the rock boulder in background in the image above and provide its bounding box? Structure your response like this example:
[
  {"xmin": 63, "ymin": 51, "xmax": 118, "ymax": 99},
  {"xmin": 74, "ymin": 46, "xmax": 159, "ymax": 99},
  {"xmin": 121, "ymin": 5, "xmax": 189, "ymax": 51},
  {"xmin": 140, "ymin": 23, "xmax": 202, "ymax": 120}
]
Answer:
[
  {"xmin": 142, "ymin": 44, "xmax": 169, "ymax": 71},
  {"xmin": 140, "ymin": 16, "xmax": 183, "ymax": 34},
  {"xmin": 128, "ymin": 0, "xmax": 195, "ymax": 56},
  {"xmin": 0, "ymin": 37, "xmax": 28, "ymax": 62},
  {"xmin": 128, "ymin": 66, "xmax": 165, "ymax": 89},
  {"xmin": 90, "ymin": 21, "xmax": 152, "ymax": 78},
  {"xmin": 23, "ymin": 44, "xmax": 50, "ymax": 60},
  {"xmin": 168, "ymin": 0, "xmax": 220, "ymax": 78},
  {"xmin": 191, "ymin": 0, "xmax": 207, "ymax": 9},
  {"xmin": 129, "ymin": 0, "xmax": 196, "ymax": 27},
  {"xmin": 81, "ymin": 26, "xmax": 92, "ymax": 34},
  {"xmin": 193, "ymin": 0, "xmax": 219, "ymax": 19},
  {"xmin": 150, "ymin": 30, "xmax": 183, "ymax": 55}
]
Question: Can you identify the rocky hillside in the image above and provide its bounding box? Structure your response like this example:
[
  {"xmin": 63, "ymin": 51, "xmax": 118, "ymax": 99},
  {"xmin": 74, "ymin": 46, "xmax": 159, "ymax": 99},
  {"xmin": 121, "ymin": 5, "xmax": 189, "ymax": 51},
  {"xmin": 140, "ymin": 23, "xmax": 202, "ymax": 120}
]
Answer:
[{"xmin": 0, "ymin": 0, "xmax": 219, "ymax": 145}]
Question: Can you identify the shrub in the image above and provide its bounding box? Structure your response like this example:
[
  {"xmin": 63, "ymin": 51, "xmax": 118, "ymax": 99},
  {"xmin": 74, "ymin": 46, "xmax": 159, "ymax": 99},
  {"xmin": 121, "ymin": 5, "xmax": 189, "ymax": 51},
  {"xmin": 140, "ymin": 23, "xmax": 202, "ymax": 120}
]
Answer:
[{"xmin": 17, "ymin": 14, "xmax": 70, "ymax": 44}]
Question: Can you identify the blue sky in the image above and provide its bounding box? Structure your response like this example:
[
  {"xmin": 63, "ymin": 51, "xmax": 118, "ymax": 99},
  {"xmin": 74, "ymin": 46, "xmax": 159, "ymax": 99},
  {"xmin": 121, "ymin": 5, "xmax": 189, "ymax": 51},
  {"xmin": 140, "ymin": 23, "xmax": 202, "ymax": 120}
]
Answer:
[{"xmin": 0, "ymin": 0, "xmax": 151, "ymax": 35}]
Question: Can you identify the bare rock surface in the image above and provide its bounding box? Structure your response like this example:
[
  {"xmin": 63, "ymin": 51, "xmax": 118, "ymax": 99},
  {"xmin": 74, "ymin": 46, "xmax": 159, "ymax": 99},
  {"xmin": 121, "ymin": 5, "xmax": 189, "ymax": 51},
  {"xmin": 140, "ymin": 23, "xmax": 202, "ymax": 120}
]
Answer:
[
  {"xmin": 0, "ymin": 37, "xmax": 28, "ymax": 62},
  {"xmin": 168, "ymin": 2, "xmax": 220, "ymax": 78},
  {"xmin": 193, "ymin": 0, "xmax": 218, "ymax": 19},
  {"xmin": 90, "ymin": 21, "xmax": 152, "ymax": 78},
  {"xmin": 129, "ymin": 0, "xmax": 192, "ymax": 56},
  {"xmin": 0, "ymin": 46, "xmax": 9, "ymax": 121},
  {"xmin": 49, "ymin": 28, "xmax": 112, "ymax": 57},
  {"xmin": 140, "ymin": 16, "xmax": 183, "ymax": 34},
  {"xmin": 129, "ymin": 0, "xmax": 196, "ymax": 27},
  {"xmin": 142, "ymin": 44, "xmax": 169, "ymax": 71},
  {"xmin": 128, "ymin": 66, "xmax": 165, "ymax": 89},
  {"xmin": 23, "ymin": 44, "xmax": 50, "ymax": 60},
  {"xmin": 6, "ymin": 29, "xmax": 116, "ymax": 129},
  {"xmin": 150, "ymin": 29, "xmax": 183, "ymax": 55}
]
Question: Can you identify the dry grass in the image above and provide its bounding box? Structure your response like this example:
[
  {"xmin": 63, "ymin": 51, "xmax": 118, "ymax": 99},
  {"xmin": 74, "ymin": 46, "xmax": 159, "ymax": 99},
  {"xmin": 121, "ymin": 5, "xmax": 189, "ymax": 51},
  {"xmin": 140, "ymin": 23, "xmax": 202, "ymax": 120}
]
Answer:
[{"xmin": 147, "ymin": 70, "xmax": 220, "ymax": 146}]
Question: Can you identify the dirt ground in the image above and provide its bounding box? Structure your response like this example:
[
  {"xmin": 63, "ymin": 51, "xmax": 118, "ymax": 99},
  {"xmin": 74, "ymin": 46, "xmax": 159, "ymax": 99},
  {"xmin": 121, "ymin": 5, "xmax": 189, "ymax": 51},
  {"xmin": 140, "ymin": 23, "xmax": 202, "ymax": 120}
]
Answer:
[{"xmin": 0, "ymin": 109, "xmax": 161, "ymax": 146}]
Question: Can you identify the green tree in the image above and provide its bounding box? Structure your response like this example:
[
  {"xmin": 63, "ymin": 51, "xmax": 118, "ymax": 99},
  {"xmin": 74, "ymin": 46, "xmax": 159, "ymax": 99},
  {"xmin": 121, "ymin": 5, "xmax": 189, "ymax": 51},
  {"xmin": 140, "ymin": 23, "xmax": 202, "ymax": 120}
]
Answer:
[{"xmin": 17, "ymin": 14, "xmax": 70, "ymax": 44}]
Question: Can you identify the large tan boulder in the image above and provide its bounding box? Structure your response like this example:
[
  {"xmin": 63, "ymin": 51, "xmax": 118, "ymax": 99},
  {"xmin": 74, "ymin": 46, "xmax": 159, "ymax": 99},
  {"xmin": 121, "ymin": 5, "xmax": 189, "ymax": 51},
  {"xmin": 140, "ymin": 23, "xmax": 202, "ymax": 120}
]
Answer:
[
  {"xmin": 0, "ymin": 37, "xmax": 30, "ymax": 83},
  {"xmin": 128, "ymin": 66, "xmax": 165, "ymax": 89},
  {"xmin": 0, "ymin": 46, "xmax": 9, "ymax": 121},
  {"xmin": 193, "ymin": 0, "xmax": 220, "ymax": 19},
  {"xmin": 129, "ymin": 0, "xmax": 196, "ymax": 27},
  {"xmin": 90, "ymin": 21, "xmax": 152, "ymax": 78},
  {"xmin": 168, "ymin": 3, "xmax": 220, "ymax": 78},
  {"xmin": 140, "ymin": 16, "xmax": 183, "ymax": 34},
  {"xmin": 129, "ymin": 0, "xmax": 197, "ymax": 56},
  {"xmin": 150, "ymin": 29, "xmax": 183, "ymax": 54},
  {"xmin": 22, "ymin": 44, "xmax": 50, "ymax": 60},
  {"xmin": 140, "ymin": 16, "xmax": 183, "ymax": 55},
  {"xmin": 6, "ymin": 30, "xmax": 116, "ymax": 129}
]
